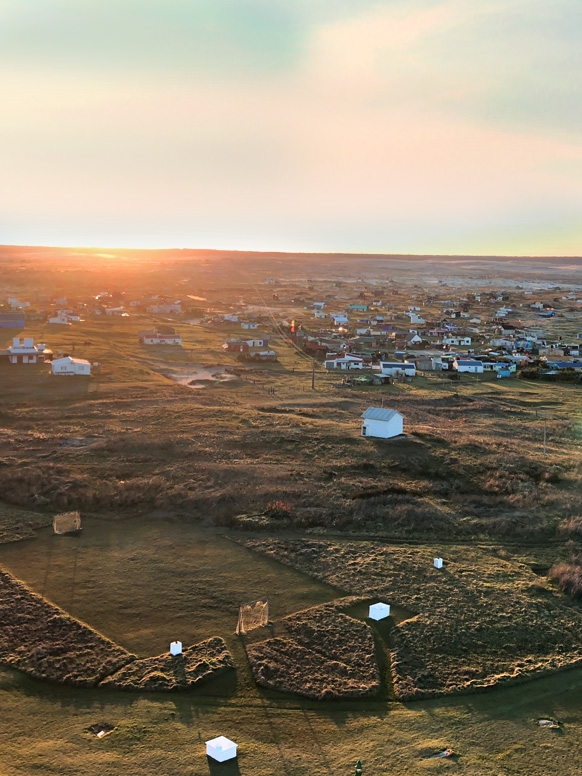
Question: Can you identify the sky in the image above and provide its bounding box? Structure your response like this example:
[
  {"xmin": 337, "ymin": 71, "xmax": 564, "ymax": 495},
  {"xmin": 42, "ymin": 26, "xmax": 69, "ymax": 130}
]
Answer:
[{"xmin": 0, "ymin": 0, "xmax": 581, "ymax": 256}]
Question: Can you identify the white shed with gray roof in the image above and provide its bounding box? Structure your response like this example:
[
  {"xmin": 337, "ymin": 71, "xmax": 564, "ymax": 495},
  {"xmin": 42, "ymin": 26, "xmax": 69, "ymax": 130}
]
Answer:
[{"xmin": 361, "ymin": 407, "xmax": 404, "ymax": 439}]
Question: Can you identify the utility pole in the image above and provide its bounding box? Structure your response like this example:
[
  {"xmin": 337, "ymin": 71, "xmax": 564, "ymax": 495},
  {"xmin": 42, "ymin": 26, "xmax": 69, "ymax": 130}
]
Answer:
[{"xmin": 311, "ymin": 356, "xmax": 316, "ymax": 390}]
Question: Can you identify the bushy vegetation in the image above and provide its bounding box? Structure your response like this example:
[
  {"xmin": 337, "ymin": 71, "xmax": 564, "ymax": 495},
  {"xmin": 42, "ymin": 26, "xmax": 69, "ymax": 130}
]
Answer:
[
  {"xmin": 246, "ymin": 602, "xmax": 380, "ymax": 700},
  {"xmin": 100, "ymin": 637, "xmax": 234, "ymax": 691},
  {"xmin": 0, "ymin": 568, "xmax": 133, "ymax": 686},
  {"xmin": 241, "ymin": 539, "xmax": 582, "ymax": 700},
  {"xmin": 549, "ymin": 557, "xmax": 582, "ymax": 599}
]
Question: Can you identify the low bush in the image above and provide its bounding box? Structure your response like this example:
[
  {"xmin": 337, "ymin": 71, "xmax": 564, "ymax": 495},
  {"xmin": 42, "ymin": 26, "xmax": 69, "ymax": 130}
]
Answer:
[{"xmin": 549, "ymin": 558, "xmax": 582, "ymax": 598}]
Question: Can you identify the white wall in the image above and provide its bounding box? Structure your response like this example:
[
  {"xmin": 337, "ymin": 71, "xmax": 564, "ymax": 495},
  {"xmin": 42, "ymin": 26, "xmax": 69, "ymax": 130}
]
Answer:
[{"xmin": 361, "ymin": 415, "xmax": 403, "ymax": 439}]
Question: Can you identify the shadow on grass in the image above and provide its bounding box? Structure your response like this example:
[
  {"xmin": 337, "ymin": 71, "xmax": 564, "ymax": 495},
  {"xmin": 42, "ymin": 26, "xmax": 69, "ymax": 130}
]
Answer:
[{"xmin": 207, "ymin": 756, "xmax": 241, "ymax": 775}]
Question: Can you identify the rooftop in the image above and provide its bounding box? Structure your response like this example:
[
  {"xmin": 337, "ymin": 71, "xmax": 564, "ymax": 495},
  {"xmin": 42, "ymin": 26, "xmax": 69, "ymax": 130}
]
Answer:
[{"xmin": 361, "ymin": 407, "xmax": 403, "ymax": 422}]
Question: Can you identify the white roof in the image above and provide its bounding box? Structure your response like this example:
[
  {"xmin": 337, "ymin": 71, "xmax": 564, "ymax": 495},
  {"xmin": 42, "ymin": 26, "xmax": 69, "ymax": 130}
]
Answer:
[
  {"xmin": 52, "ymin": 357, "xmax": 90, "ymax": 366},
  {"xmin": 361, "ymin": 407, "xmax": 403, "ymax": 421},
  {"xmin": 206, "ymin": 736, "xmax": 237, "ymax": 750}
]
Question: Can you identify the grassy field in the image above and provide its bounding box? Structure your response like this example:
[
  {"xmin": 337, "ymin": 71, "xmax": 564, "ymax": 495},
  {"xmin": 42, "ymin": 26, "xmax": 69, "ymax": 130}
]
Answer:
[
  {"xmin": 2, "ymin": 251, "xmax": 582, "ymax": 773},
  {"xmin": 1, "ymin": 520, "xmax": 582, "ymax": 774}
]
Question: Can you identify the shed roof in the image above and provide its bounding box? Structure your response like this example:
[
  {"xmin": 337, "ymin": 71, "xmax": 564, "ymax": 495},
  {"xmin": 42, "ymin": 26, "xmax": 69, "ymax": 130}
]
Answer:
[{"xmin": 361, "ymin": 407, "xmax": 403, "ymax": 422}]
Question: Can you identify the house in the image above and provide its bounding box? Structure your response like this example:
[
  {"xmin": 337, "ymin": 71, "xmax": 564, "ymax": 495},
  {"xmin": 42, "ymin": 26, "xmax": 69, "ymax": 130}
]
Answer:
[
  {"xmin": 147, "ymin": 301, "xmax": 182, "ymax": 315},
  {"xmin": 454, "ymin": 358, "xmax": 484, "ymax": 374},
  {"xmin": 8, "ymin": 337, "xmax": 52, "ymax": 364},
  {"xmin": 414, "ymin": 357, "xmax": 442, "ymax": 371},
  {"xmin": 350, "ymin": 304, "xmax": 368, "ymax": 312},
  {"xmin": 7, "ymin": 297, "xmax": 30, "ymax": 309},
  {"xmin": 241, "ymin": 321, "xmax": 258, "ymax": 330},
  {"xmin": 222, "ymin": 337, "xmax": 269, "ymax": 352},
  {"xmin": 7, "ymin": 337, "xmax": 51, "ymax": 364},
  {"xmin": 0, "ymin": 312, "xmax": 25, "ymax": 329},
  {"xmin": 379, "ymin": 361, "xmax": 416, "ymax": 377},
  {"xmin": 138, "ymin": 329, "xmax": 182, "ymax": 345},
  {"xmin": 48, "ymin": 312, "xmax": 70, "ymax": 325},
  {"xmin": 324, "ymin": 354, "xmax": 364, "ymax": 370},
  {"xmin": 51, "ymin": 357, "xmax": 91, "ymax": 376},
  {"xmin": 361, "ymin": 408, "xmax": 404, "ymax": 439},
  {"xmin": 443, "ymin": 336, "xmax": 471, "ymax": 346},
  {"xmin": 312, "ymin": 302, "xmax": 325, "ymax": 310},
  {"xmin": 332, "ymin": 315, "xmax": 349, "ymax": 325}
]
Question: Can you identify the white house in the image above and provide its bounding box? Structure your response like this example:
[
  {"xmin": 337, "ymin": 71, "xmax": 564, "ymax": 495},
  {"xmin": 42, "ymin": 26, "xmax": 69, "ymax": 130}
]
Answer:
[
  {"xmin": 332, "ymin": 314, "xmax": 349, "ymax": 325},
  {"xmin": 324, "ymin": 354, "xmax": 364, "ymax": 370},
  {"xmin": 379, "ymin": 361, "xmax": 416, "ymax": 377},
  {"xmin": 48, "ymin": 313, "xmax": 70, "ymax": 325},
  {"xmin": 408, "ymin": 313, "xmax": 425, "ymax": 325},
  {"xmin": 8, "ymin": 337, "xmax": 50, "ymax": 364},
  {"xmin": 241, "ymin": 321, "xmax": 258, "ymax": 330},
  {"xmin": 139, "ymin": 329, "xmax": 182, "ymax": 345},
  {"xmin": 51, "ymin": 357, "xmax": 91, "ymax": 375},
  {"xmin": 361, "ymin": 407, "xmax": 404, "ymax": 438},
  {"xmin": 454, "ymin": 358, "xmax": 484, "ymax": 374},
  {"xmin": 443, "ymin": 336, "xmax": 471, "ymax": 346}
]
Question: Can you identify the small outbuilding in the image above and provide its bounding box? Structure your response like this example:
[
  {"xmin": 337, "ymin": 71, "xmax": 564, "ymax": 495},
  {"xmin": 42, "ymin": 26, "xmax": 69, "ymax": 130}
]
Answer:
[
  {"xmin": 206, "ymin": 736, "xmax": 238, "ymax": 762},
  {"xmin": 368, "ymin": 602, "xmax": 391, "ymax": 620},
  {"xmin": 361, "ymin": 408, "xmax": 403, "ymax": 439},
  {"xmin": 170, "ymin": 641, "xmax": 182, "ymax": 656},
  {"xmin": 434, "ymin": 558, "xmax": 444, "ymax": 569}
]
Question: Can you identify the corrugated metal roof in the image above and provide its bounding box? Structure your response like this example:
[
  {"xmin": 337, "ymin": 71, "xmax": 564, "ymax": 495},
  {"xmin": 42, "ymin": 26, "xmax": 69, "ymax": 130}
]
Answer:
[{"xmin": 361, "ymin": 407, "xmax": 403, "ymax": 421}]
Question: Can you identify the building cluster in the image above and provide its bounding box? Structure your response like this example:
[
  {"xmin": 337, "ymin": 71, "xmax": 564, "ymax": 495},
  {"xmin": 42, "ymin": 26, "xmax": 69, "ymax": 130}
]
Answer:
[{"xmin": 254, "ymin": 277, "xmax": 582, "ymax": 380}]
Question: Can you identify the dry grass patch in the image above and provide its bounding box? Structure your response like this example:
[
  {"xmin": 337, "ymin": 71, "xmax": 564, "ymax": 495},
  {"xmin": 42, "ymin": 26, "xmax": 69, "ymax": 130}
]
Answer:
[
  {"xmin": 0, "ymin": 501, "xmax": 52, "ymax": 544},
  {"xmin": 99, "ymin": 637, "xmax": 233, "ymax": 691},
  {"xmin": 240, "ymin": 539, "xmax": 582, "ymax": 700},
  {"xmin": 0, "ymin": 568, "xmax": 133, "ymax": 686},
  {"xmin": 246, "ymin": 601, "xmax": 380, "ymax": 700}
]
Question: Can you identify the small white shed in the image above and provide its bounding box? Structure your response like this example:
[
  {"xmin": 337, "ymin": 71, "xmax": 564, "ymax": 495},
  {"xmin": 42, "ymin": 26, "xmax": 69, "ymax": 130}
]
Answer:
[
  {"xmin": 170, "ymin": 641, "xmax": 182, "ymax": 655},
  {"xmin": 368, "ymin": 602, "xmax": 391, "ymax": 620},
  {"xmin": 361, "ymin": 408, "xmax": 403, "ymax": 439},
  {"xmin": 206, "ymin": 736, "xmax": 238, "ymax": 762},
  {"xmin": 51, "ymin": 357, "xmax": 91, "ymax": 375},
  {"xmin": 434, "ymin": 558, "xmax": 444, "ymax": 569}
]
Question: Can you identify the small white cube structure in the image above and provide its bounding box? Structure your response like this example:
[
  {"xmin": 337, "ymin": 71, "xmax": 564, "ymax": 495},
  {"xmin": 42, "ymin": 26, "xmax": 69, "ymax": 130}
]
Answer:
[
  {"xmin": 170, "ymin": 640, "xmax": 182, "ymax": 656},
  {"xmin": 368, "ymin": 602, "xmax": 391, "ymax": 620},
  {"xmin": 434, "ymin": 557, "xmax": 444, "ymax": 569},
  {"xmin": 206, "ymin": 736, "xmax": 238, "ymax": 762}
]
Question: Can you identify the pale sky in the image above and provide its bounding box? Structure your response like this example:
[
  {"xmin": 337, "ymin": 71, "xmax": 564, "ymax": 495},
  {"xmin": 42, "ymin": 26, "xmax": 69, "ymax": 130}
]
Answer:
[{"xmin": 1, "ymin": 0, "xmax": 581, "ymax": 255}]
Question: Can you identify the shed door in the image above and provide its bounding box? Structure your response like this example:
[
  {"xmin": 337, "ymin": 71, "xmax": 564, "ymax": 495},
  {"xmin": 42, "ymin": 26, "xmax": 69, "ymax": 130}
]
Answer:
[{"xmin": 362, "ymin": 425, "xmax": 367, "ymax": 436}]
